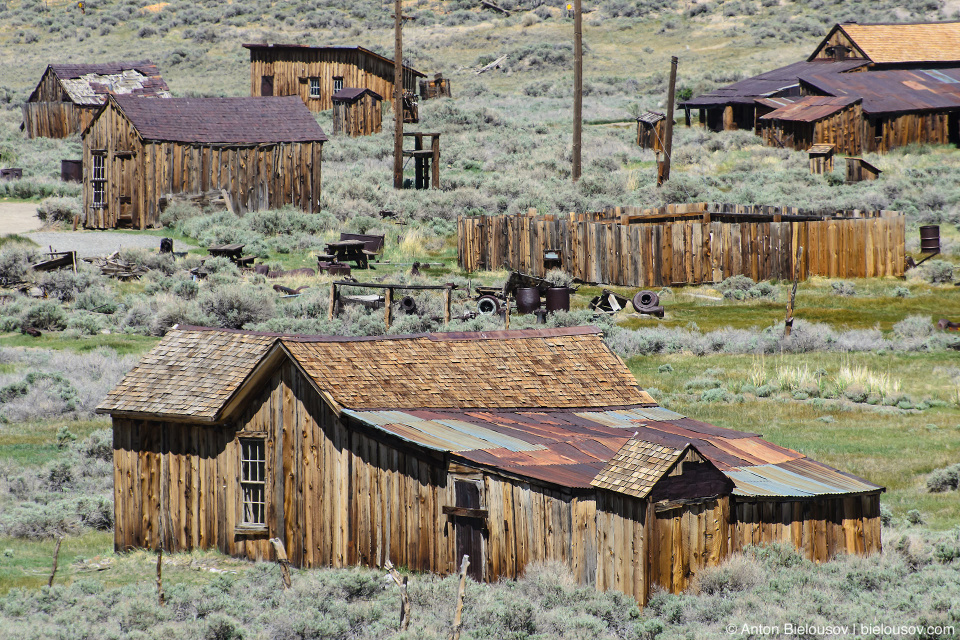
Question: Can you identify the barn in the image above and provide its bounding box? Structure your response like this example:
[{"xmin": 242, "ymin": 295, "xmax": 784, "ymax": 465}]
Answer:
[
  {"xmin": 98, "ymin": 326, "xmax": 883, "ymax": 604},
  {"xmin": 21, "ymin": 60, "xmax": 170, "ymax": 139},
  {"xmin": 243, "ymin": 44, "xmax": 424, "ymax": 112},
  {"xmin": 683, "ymin": 21, "xmax": 960, "ymax": 151},
  {"xmin": 81, "ymin": 95, "xmax": 326, "ymax": 229}
]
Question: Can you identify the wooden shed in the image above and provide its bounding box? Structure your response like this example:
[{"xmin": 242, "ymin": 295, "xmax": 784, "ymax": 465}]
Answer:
[
  {"xmin": 332, "ymin": 88, "xmax": 383, "ymax": 137},
  {"xmin": 846, "ymin": 157, "xmax": 882, "ymax": 182},
  {"xmin": 99, "ymin": 326, "xmax": 883, "ymax": 605},
  {"xmin": 419, "ymin": 73, "xmax": 452, "ymax": 100},
  {"xmin": 21, "ymin": 61, "xmax": 170, "ymax": 139},
  {"xmin": 243, "ymin": 44, "xmax": 425, "ymax": 112},
  {"xmin": 757, "ymin": 96, "xmax": 863, "ymax": 154},
  {"xmin": 808, "ymin": 143, "xmax": 835, "ymax": 174},
  {"xmin": 81, "ymin": 95, "xmax": 326, "ymax": 229}
]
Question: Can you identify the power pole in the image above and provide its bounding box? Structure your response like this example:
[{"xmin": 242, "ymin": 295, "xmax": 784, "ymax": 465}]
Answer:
[
  {"xmin": 393, "ymin": 0, "xmax": 404, "ymax": 189},
  {"xmin": 572, "ymin": 0, "xmax": 582, "ymax": 182},
  {"xmin": 657, "ymin": 56, "xmax": 678, "ymax": 186}
]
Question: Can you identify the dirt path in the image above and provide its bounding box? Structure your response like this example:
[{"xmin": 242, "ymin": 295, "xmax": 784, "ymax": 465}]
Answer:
[{"xmin": 0, "ymin": 201, "xmax": 42, "ymax": 235}]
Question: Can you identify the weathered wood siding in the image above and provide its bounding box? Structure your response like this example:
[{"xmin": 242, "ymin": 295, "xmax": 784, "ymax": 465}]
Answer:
[
  {"xmin": 83, "ymin": 103, "xmax": 323, "ymax": 229},
  {"xmin": 759, "ymin": 103, "xmax": 863, "ymax": 154},
  {"xmin": 865, "ymin": 111, "xmax": 953, "ymax": 153},
  {"xmin": 458, "ymin": 204, "xmax": 905, "ymax": 286},
  {"xmin": 248, "ymin": 48, "xmax": 420, "ymax": 111},
  {"xmin": 113, "ymin": 359, "xmax": 882, "ymax": 604},
  {"xmin": 22, "ymin": 69, "xmax": 96, "ymax": 138},
  {"xmin": 810, "ymin": 30, "xmax": 867, "ymax": 61},
  {"xmin": 332, "ymin": 94, "xmax": 383, "ymax": 137}
]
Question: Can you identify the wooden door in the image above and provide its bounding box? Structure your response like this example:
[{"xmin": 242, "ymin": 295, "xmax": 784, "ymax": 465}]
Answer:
[
  {"xmin": 261, "ymin": 75, "xmax": 274, "ymax": 97},
  {"xmin": 454, "ymin": 480, "xmax": 484, "ymax": 582},
  {"xmin": 117, "ymin": 154, "xmax": 136, "ymax": 228}
]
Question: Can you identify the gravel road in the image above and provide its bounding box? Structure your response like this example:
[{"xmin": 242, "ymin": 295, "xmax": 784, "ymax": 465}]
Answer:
[{"xmin": 25, "ymin": 231, "xmax": 198, "ymax": 258}]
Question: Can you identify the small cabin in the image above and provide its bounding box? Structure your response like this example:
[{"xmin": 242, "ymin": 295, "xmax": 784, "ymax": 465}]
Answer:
[
  {"xmin": 757, "ymin": 96, "xmax": 863, "ymax": 154},
  {"xmin": 332, "ymin": 88, "xmax": 383, "ymax": 137},
  {"xmin": 636, "ymin": 111, "xmax": 666, "ymax": 151},
  {"xmin": 99, "ymin": 325, "xmax": 883, "ymax": 605},
  {"xmin": 243, "ymin": 43, "xmax": 424, "ymax": 112},
  {"xmin": 808, "ymin": 143, "xmax": 835, "ymax": 174},
  {"xmin": 22, "ymin": 61, "xmax": 170, "ymax": 139},
  {"xmin": 81, "ymin": 95, "xmax": 326, "ymax": 229},
  {"xmin": 420, "ymin": 73, "xmax": 452, "ymax": 99}
]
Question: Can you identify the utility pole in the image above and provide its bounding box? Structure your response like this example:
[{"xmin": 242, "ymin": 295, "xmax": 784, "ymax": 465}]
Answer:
[
  {"xmin": 393, "ymin": 0, "xmax": 404, "ymax": 189},
  {"xmin": 572, "ymin": 0, "xmax": 582, "ymax": 182},
  {"xmin": 657, "ymin": 56, "xmax": 678, "ymax": 186}
]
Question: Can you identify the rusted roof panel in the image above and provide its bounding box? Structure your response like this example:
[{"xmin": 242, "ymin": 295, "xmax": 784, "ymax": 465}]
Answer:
[
  {"xmin": 802, "ymin": 68, "xmax": 960, "ymax": 114},
  {"xmin": 758, "ymin": 95, "xmax": 860, "ymax": 122},
  {"xmin": 838, "ymin": 22, "xmax": 960, "ymax": 65},
  {"xmin": 727, "ymin": 459, "xmax": 882, "ymax": 497},
  {"xmin": 109, "ymin": 95, "xmax": 328, "ymax": 144},
  {"xmin": 681, "ymin": 60, "xmax": 867, "ymax": 108},
  {"xmin": 755, "ymin": 97, "xmax": 796, "ymax": 109}
]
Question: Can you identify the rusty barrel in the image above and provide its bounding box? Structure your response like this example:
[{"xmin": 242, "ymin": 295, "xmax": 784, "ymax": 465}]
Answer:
[
  {"xmin": 515, "ymin": 287, "xmax": 541, "ymax": 314},
  {"xmin": 545, "ymin": 287, "xmax": 570, "ymax": 312},
  {"xmin": 920, "ymin": 225, "xmax": 940, "ymax": 253}
]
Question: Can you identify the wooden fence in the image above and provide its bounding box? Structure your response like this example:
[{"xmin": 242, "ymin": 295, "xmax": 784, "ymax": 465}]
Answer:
[{"xmin": 458, "ymin": 203, "xmax": 905, "ymax": 286}]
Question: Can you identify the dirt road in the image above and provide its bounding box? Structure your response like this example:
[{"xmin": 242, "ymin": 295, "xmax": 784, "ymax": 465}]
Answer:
[{"xmin": 0, "ymin": 201, "xmax": 42, "ymax": 235}]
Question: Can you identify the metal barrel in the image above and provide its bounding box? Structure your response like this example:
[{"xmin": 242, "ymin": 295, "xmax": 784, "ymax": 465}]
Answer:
[
  {"xmin": 545, "ymin": 287, "xmax": 570, "ymax": 312},
  {"xmin": 920, "ymin": 225, "xmax": 940, "ymax": 253},
  {"xmin": 515, "ymin": 287, "xmax": 541, "ymax": 314}
]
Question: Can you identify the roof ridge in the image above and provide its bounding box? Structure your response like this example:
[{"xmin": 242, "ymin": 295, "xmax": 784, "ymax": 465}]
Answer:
[{"xmin": 174, "ymin": 324, "xmax": 603, "ymax": 342}]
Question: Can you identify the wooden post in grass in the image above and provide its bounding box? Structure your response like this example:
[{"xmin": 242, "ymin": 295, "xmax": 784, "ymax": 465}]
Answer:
[
  {"xmin": 450, "ymin": 555, "xmax": 470, "ymax": 640},
  {"xmin": 572, "ymin": 0, "xmax": 582, "ymax": 183},
  {"xmin": 393, "ymin": 0, "xmax": 404, "ymax": 189},
  {"xmin": 48, "ymin": 536, "xmax": 63, "ymax": 587},
  {"xmin": 328, "ymin": 282, "xmax": 337, "ymax": 320},
  {"xmin": 658, "ymin": 56, "xmax": 678, "ymax": 186},
  {"xmin": 784, "ymin": 245, "xmax": 803, "ymax": 337},
  {"xmin": 443, "ymin": 287, "xmax": 451, "ymax": 325},
  {"xmin": 384, "ymin": 286, "xmax": 394, "ymax": 329},
  {"xmin": 269, "ymin": 538, "xmax": 292, "ymax": 589},
  {"xmin": 156, "ymin": 541, "xmax": 165, "ymax": 606},
  {"xmin": 384, "ymin": 560, "xmax": 411, "ymax": 631}
]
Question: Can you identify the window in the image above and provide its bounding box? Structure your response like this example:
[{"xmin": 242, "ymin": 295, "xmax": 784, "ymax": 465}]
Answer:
[
  {"xmin": 333, "ymin": 76, "xmax": 343, "ymax": 93},
  {"xmin": 309, "ymin": 77, "xmax": 320, "ymax": 99},
  {"xmin": 91, "ymin": 154, "xmax": 105, "ymax": 208},
  {"xmin": 240, "ymin": 439, "xmax": 266, "ymax": 527}
]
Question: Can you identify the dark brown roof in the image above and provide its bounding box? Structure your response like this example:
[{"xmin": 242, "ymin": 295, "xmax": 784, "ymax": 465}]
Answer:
[
  {"xmin": 107, "ymin": 95, "xmax": 327, "ymax": 144},
  {"xmin": 333, "ymin": 88, "xmax": 383, "ymax": 102},
  {"xmin": 48, "ymin": 60, "xmax": 161, "ymax": 79},
  {"xmin": 242, "ymin": 43, "xmax": 426, "ymax": 77},
  {"xmin": 681, "ymin": 60, "xmax": 867, "ymax": 108},
  {"xmin": 758, "ymin": 95, "xmax": 860, "ymax": 122},
  {"xmin": 801, "ymin": 68, "xmax": 960, "ymax": 114}
]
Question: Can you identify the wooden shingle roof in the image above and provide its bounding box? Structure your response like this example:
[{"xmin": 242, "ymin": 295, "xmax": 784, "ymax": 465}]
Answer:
[
  {"xmin": 282, "ymin": 327, "xmax": 654, "ymax": 410},
  {"xmin": 29, "ymin": 61, "xmax": 171, "ymax": 105},
  {"xmin": 96, "ymin": 329, "xmax": 276, "ymax": 420},
  {"xmin": 106, "ymin": 95, "xmax": 328, "ymax": 144},
  {"xmin": 834, "ymin": 22, "xmax": 960, "ymax": 64},
  {"xmin": 590, "ymin": 439, "xmax": 686, "ymax": 498}
]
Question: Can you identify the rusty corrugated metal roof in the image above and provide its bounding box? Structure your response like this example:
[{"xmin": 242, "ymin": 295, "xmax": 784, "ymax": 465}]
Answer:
[
  {"xmin": 755, "ymin": 97, "xmax": 796, "ymax": 109},
  {"xmin": 802, "ymin": 68, "xmax": 960, "ymax": 114},
  {"xmin": 758, "ymin": 95, "xmax": 860, "ymax": 122},
  {"xmin": 681, "ymin": 60, "xmax": 867, "ymax": 108},
  {"xmin": 726, "ymin": 459, "xmax": 881, "ymax": 497}
]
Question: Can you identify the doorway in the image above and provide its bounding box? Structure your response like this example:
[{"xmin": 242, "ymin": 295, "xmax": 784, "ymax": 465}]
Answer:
[
  {"xmin": 453, "ymin": 480, "xmax": 484, "ymax": 582},
  {"xmin": 261, "ymin": 75, "xmax": 274, "ymax": 97}
]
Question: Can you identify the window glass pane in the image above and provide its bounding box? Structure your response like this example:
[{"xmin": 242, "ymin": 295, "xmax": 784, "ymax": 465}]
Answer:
[{"xmin": 240, "ymin": 439, "xmax": 266, "ymax": 525}]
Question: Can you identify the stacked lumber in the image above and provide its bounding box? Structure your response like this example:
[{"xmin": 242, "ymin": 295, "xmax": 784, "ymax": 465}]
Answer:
[{"xmin": 83, "ymin": 252, "xmax": 149, "ymax": 280}]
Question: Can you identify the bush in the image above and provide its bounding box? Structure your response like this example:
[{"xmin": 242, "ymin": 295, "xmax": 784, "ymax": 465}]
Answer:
[
  {"xmin": 907, "ymin": 509, "xmax": 925, "ymax": 525},
  {"xmin": 718, "ymin": 275, "xmax": 754, "ymax": 298},
  {"xmin": 894, "ymin": 315, "xmax": 933, "ymax": 340},
  {"xmin": 199, "ymin": 285, "xmax": 276, "ymax": 329},
  {"xmin": 927, "ymin": 463, "xmax": 960, "ymax": 492},
  {"xmin": 657, "ymin": 364, "xmax": 673, "ymax": 373},
  {"xmin": 35, "ymin": 197, "xmax": 80, "ymax": 224},
  {"xmin": 0, "ymin": 245, "xmax": 37, "ymax": 285},
  {"xmin": 22, "ymin": 300, "xmax": 66, "ymax": 330},
  {"xmin": 920, "ymin": 259, "xmax": 955, "ymax": 284},
  {"xmin": 831, "ymin": 281, "xmax": 857, "ymax": 296},
  {"xmin": 701, "ymin": 387, "xmax": 733, "ymax": 403},
  {"xmin": 893, "ymin": 286, "xmax": 911, "ymax": 298}
]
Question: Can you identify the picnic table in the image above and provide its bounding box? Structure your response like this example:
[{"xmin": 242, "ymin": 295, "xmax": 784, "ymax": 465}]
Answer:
[
  {"xmin": 208, "ymin": 243, "xmax": 255, "ymax": 267},
  {"xmin": 323, "ymin": 239, "xmax": 370, "ymax": 269}
]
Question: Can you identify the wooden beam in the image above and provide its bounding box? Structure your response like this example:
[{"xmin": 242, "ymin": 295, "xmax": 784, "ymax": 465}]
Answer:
[
  {"xmin": 442, "ymin": 506, "xmax": 489, "ymax": 518},
  {"xmin": 658, "ymin": 56, "xmax": 678, "ymax": 186},
  {"xmin": 572, "ymin": 0, "xmax": 582, "ymax": 183},
  {"xmin": 393, "ymin": 0, "xmax": 404, "ymax": 189}
]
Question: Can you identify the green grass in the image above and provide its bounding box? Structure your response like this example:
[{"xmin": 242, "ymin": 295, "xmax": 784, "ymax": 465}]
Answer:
[
  {"xmin": 0, "ymin": 419, "xmax": 109, "ymax": 467},
  {"xmin": 0, "ymin": 332, "xmax": 158, "ymax": 355}
]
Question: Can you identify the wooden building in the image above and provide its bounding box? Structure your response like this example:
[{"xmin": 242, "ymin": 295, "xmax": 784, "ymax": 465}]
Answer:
[
  {"xmin": 459, "ymin": 203, "xmax": 905, "ymax": 287},
  {"xmin": 808, "ymin": 144, "xmax": 835, "ymax": 174},
  {"xmin": 243, "ymin": 44, "xmax": 425, "ymax": 112},
  {"xmin": 21, "ymin": 61, "xmax": 170, "ymax": 139},
  {"xmin": 332, "ymin": 88, "xmax": 383, "ymax": 137},
  {"xmin": 419, "ymin": 73, "xmax": 452, "ymax": 99},
  {"xmin": 757, "ymin": 96, "xmax": 863, "ymax": 154},
  {"xmin": 99, "ymin": 325, "xmax": 883, "ymax": 605},
  {"xmin": 81, "ymin": 95, "xmax": 326, "ymax": 229},
  {"xmin": 636, "ymin": 111, "xmax": 665, "ymax": 151},
  {"xmin": 846, "ymin": 157, "xmax": 882, "ymax": 182}
]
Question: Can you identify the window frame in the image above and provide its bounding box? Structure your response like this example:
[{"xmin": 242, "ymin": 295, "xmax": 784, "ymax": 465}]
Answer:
[
  {"xmin": 333, "ymin": 76, "xmax": 344, "ymax": 93},
  {"xmin": 238, "ymin": 437, "xmax": 268, "ymax": 532},
  {"xmin": 309, "ymin": 77, "xmax": 321, "ymax": 99},
  {"xmin": 91, "ymin": 152, "xmax": 106, "ymax": 209}
]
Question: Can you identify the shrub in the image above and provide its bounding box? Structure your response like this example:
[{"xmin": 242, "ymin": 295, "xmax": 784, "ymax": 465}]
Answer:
[
  {"xmin": 907, "ymin": 509, "xmax": 924, "ymax": 525},
  {"xmin": 718, "ymin": 275, "xmax": 754, "ymax": 298},
  {"xmin": 657, "ymin": 364, "xmax": 673, "ymax": 373},
  {"xmin": 920, "ymin": 259, "xmax": 955, "ymax": 284},
  {"xmin": 894, "ymin": 315, "xmax": 933, "ymax": 340},
  {"xmin": 926, "ymin": 463, "xmax": 960, "ymax": 492},
  {"xmin": 893, "ymin": 286, "xmax": 911, "ymax": 298},
  {"xmin": 701, "ymin": 387, "xmax": 733, "ymax": 403},
  {"xmin": 0, "ymin": 245, "xmax": 36, "ymax": 285},
  {"xmin": 831, "ymin": 281, "xmax": 856, "ymax": 296},
  {"xmin": 199, "ymin": 285, "xmax": 276, "ymax": 329},
  {"xmin": 22, "ymin": 300, "xmax": 66, "ymax": 330},
  {"xmin": 696, "ymin": 554, "xmax": 761, "ymax": 595},
  {"xmin": 35, "ymin": 197, "xmax": 80, "ymax": 223}
]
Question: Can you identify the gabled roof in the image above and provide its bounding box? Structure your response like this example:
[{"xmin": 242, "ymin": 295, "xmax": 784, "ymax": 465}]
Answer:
[
  {"xmin": 758, "ymin": 95, "xmax": 860, "ymax": 123},
  {"xmin": 98, "ymin": 326, "xmax": 884, "ymax": 499},
  {"xmin": 801, "ymin": 68, "xmax": 960, "ymax": 114},
  {"xmin": 95, "ymin": 95, "xmax": 328, "ymax": 144},
  {"xmin": 29, "ymin": 61, "xmax": 170, "ymax": 105},
  {"xmin": 681, "ymin": 60, "xmax": 867, "ymax": 108},
  {"xmin": 242, "ymin": 43, "xmax": 426, "ymax": 77},
  {"xmin": 332, "ymin": 88, "xmax": 384, "ymax": 102},
  {"xmin": 810, "ymin": 22, "xmax": 960, "ymax": 65}
]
